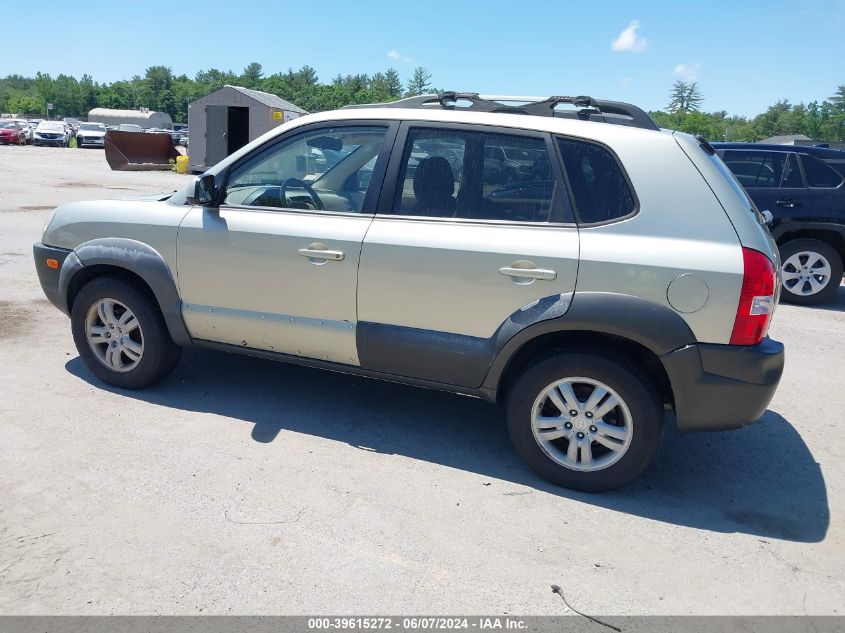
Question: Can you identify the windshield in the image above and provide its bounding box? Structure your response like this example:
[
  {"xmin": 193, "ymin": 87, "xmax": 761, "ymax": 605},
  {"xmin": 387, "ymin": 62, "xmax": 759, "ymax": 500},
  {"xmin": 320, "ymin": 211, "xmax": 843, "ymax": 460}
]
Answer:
[
  {"xmin": 79, "ymin": 123, "xmax": 106, "ymax": 131},
  {"xmin": 38, "ymin": 122, "xmax": 64, "ymax": 131},
  {"xmin": 0, "ymin": 122, "xmax": 19, "ymax": 129}
]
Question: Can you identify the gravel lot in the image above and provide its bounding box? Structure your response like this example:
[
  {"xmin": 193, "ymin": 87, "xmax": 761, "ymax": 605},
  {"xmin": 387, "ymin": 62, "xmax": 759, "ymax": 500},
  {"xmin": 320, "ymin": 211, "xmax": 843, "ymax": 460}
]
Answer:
[{"xmin": 1, "ymin": 144, "xmax": 843, "ymax": 616}]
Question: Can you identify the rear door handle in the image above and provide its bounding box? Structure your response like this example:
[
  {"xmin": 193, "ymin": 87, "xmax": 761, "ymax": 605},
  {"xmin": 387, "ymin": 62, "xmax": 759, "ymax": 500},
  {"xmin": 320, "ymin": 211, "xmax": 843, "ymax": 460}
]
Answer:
[
  {"xmin": 499, "ymin": 266, "xmax": 557, "ymax": 281},
  {"xmin": 777, "ymin": 199, "xmax": 802, "ymax": 208}
]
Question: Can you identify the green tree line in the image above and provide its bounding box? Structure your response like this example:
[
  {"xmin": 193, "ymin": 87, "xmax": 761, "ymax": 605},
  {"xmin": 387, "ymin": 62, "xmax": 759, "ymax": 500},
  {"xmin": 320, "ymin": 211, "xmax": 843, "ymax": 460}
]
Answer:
[
  {"xmin": 650, "ymin": 80, "xmax": 845, "ymax": 142},
  {"xmin": 0, "ymin": 63, "xmax": 436, "ymax": 124},
  {"xmin": 1, "ymin": 66, "xmax": 843, "ymax": 142}
]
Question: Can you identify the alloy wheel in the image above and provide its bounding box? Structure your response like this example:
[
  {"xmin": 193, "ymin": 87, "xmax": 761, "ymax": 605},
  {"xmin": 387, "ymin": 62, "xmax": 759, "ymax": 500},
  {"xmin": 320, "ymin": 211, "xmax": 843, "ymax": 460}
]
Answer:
[
  {"xmin": 781, "ymin": 251, "xmax": 832, "ymax": 297},
  {"xmin": 531, "ymin": 377, "xmax": 633, "ymax": 472},
  {"xmin": 85, "ymin": 298, "xmax": 144, "ymax": 372}
]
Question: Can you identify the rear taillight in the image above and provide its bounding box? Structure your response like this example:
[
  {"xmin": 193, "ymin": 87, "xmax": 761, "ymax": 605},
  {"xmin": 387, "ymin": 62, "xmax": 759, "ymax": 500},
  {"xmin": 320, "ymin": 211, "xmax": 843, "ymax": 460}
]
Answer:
[{"xmin": 730, "ymin": 247, "xmax": 776, "ymax": 346}]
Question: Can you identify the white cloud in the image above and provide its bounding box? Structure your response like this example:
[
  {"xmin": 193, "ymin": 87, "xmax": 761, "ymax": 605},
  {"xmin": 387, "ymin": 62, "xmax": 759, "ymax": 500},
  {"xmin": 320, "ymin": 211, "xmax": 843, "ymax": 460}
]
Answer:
[
  {"xmin": 387, "ymin": 50, "xmax": 413, "ymax": 64},
  {"xmin": 611, "ymin": 20, "xmax": 647, "ymax": 52},
  {"xmin": 673, "ymin": 64, "xmax": 700, "ymax": 81}
]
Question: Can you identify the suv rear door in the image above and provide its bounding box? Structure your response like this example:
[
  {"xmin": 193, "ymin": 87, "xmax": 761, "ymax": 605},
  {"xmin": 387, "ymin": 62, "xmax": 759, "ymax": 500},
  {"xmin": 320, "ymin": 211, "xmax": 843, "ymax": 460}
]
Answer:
[
  {"xmin": 720, "ymin": 149, "xmax": 813, "ymax": 220},
  {"xmin": 355, "ymin": 122, "xmax": 579, "ymax": 388},
  {"xmin": 799, "ymin": 153, "xmax": 845, "ymax": 218}
]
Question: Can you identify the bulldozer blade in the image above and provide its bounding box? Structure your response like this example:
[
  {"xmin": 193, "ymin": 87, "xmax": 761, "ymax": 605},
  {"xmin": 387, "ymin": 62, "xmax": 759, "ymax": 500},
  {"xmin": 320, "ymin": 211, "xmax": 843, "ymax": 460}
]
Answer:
[{"xmin": 104, "ymin": 130, "xmax": 180, "ymax": 171}]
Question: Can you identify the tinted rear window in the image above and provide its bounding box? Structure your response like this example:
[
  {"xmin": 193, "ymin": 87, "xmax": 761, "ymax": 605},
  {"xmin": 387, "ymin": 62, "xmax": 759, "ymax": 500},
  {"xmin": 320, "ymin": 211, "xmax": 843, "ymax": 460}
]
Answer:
[
  {"xmin": 557, "ymin": 138, "xmax": 635, "ymax": 223},
  {"xmin": 801, "ymin": 154, "xmax": 844, "ymax": 188},
  {"xmin": 721, "ymin": 150, "xmax": 805, "ymax": 188}
]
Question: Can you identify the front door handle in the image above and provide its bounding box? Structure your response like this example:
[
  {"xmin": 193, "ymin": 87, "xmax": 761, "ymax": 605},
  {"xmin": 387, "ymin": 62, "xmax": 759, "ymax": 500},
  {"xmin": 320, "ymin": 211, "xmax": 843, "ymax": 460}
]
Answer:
[
  {"xmin": 777, "ymin": 199, "xmax": 802, "ymax": 208},
  {"xmin": 499, "ymin": 266, "xmax": 557, "ymax": 281},
  {"xmin": 298, "ymin": 244, "xmax": 345, "ymax": 264}
]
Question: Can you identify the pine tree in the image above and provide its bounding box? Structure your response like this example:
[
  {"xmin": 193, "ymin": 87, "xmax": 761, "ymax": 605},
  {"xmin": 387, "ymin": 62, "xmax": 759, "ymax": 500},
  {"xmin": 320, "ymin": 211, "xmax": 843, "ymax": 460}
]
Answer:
[
  {"xmin": 668, "ymin": 81, "xmax": 704, "ymax": 113},
  {"xmin": 406, "ymin": 67, "xmax": 432, "ymax": 96}
]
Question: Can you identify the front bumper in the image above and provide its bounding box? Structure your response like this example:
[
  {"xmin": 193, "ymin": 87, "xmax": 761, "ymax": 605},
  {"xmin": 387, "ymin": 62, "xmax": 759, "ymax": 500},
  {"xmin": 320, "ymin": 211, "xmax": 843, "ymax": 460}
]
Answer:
[
  {"xmin": 33, "ymin": 242, "xmax": 73, "ymax": 314},
  {"xmin": 34, "ymin": 136, "xmax": 66, "ymax": 146},
  {"xmin": 78, "ymin": 136, "xmax": 105, "ymax": 146},
  {"xmin": 661, "ymin": 338, "xmax": 785, "ymax": 432}
]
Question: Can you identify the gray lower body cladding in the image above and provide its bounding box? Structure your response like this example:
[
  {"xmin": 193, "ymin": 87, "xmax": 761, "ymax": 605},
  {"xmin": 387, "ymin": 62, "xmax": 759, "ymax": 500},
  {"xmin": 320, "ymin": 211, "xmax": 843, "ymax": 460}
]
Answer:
[
  {"xmin": 33, "ymin": 247, "xmax": 784, "ymax": 432},
  {"xmin": 661, "ymin": 338, "xmax": 784, "ymax": 432},
  {"xmin": 33, "ymin": 240, "xmax": 192, "ymax": 346},
  {"xmin": 33, "ymin": 243, "xmax": 72, "ymax": 312}
]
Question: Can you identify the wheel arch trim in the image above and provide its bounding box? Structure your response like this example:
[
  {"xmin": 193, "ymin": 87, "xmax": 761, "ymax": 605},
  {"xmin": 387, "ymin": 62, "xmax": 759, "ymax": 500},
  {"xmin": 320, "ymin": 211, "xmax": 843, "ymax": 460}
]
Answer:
[
  {"xmin": 59, "ymin": 237, "xmax": 191, "ymax": 346},
  {"xmin": 771, "ymin": 221, "xmax": 845, "ymax": 258},
  {"xmin": 482, "ymin": 292, "xmax": 698, "ymax": 395}
]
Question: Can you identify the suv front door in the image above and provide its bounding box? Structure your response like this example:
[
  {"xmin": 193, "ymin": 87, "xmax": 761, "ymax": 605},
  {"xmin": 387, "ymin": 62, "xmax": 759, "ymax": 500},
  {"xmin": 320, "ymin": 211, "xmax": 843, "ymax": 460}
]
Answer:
[
  {"xmin": 177, "ymin": 123, "xmax": 394, "ymax": 365},
  {"xmin": 356, "ymin": 122, "xmax": 579, "ymax": 388}
]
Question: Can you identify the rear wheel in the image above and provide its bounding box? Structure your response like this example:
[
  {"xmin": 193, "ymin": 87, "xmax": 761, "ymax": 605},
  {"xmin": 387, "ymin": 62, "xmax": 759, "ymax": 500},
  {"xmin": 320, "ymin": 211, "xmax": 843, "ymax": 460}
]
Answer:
[
  {"xmin": 506, "ymin": 352, "xmax": 663, "ymax": 492},
  {"xmin": 779, "ymin": 238, "xmax": 843, "ymax": 305},
  {"xmin": 71, "ymin": 276, "xmax": 181, "ymax": 389}
]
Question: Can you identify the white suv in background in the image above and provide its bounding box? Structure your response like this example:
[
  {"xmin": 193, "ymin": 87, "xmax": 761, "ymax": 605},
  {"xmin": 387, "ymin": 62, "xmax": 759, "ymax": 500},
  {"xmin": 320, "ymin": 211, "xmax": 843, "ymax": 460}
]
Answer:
[
  {"xmin": 76, "ymin": 122, "xmax": 107, "ymax": 148},
  {"xmin": 33, "ymin": 120, "xmax": 70, "ymax": 147}
]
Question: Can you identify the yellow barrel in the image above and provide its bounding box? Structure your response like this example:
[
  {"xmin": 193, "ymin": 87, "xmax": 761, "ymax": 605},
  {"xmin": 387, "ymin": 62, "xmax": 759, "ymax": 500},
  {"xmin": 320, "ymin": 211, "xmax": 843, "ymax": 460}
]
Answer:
[{"xmin": 176, "ymin": 155, "xmax": 189, "ymax": 174}]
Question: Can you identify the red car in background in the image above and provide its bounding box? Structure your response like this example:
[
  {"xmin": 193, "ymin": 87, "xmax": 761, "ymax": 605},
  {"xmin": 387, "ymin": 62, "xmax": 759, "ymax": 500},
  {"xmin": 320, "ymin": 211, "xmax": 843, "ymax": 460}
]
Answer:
[{"xmin": 0, "ymin": 120, "xmax": 26, "ymax": 145}]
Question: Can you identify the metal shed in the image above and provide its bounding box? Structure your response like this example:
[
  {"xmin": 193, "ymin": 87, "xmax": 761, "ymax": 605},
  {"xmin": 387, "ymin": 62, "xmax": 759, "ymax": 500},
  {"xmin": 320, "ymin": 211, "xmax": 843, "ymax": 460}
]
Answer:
[
  {"xmin": 187, "ymin": 85, "xmax": 308, "ymax": 172},
  {"xmin": 88, "ymin": 108, "xmax": 173, "ymax": 129}
]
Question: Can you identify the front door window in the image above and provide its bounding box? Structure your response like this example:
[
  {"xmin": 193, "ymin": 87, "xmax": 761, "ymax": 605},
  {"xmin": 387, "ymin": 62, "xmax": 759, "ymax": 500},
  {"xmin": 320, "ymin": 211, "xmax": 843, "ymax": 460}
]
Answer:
[{"xmin": 223, "ymin": 126, "xmax": 388, "ymax": 213}]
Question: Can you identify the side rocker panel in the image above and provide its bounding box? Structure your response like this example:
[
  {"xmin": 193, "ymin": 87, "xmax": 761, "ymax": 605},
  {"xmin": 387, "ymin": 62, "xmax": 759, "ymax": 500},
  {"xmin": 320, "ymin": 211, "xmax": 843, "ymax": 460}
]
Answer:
[
  {"xmin": 357, "ymin": 293, "xmax": 574, "ymax": 388},
  {"xmin": 358, "ymin": 292, "xmax": 696, "ymax": 394}
]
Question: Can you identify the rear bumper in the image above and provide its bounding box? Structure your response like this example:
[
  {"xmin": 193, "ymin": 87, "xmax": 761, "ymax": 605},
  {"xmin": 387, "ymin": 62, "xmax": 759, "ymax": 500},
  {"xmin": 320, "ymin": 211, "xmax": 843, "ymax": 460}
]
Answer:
[
  {"xmin": 661, "ymin": 338, "xmax": 785, "ymax": 432},
  {"xmin": 33, "ymin": 242, "xmax": 73, "ymax": 314}
]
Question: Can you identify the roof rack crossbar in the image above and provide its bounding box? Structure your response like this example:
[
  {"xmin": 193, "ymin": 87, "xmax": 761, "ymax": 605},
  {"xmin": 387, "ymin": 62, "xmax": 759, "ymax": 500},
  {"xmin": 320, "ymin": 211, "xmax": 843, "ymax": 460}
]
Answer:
[{"xmin": 343, "ymin": 92, "xmax": 658, "ymax": 131}]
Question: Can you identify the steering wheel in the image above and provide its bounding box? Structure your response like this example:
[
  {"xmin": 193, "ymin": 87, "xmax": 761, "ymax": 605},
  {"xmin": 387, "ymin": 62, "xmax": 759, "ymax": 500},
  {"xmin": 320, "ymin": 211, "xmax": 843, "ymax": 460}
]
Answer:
[{"xmin": 279, "ymin": 178, "xmax": 323, "ymax": 210}]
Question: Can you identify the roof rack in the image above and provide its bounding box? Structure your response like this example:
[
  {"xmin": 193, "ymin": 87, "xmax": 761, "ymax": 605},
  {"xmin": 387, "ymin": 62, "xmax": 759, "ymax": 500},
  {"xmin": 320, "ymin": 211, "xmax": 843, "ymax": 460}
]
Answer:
[{"xmin": 344, "ymin": 92, "xmax": 659, "ymax": 131}]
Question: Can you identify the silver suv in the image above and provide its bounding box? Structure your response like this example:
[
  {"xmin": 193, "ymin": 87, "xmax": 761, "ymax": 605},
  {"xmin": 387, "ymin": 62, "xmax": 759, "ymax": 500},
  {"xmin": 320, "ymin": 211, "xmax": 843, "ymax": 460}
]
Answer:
[{"xmin": 33, "ymin": 93, "xmax": 785, "ymax": 491}]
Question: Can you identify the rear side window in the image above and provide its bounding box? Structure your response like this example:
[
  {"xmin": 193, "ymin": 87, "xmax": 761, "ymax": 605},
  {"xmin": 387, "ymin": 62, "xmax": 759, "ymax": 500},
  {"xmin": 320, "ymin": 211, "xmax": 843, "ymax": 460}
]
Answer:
[
  {"xmin": 800, "ymin": 154, "xmax": 844, "ymax": 188},
  {"xmin": 829, "ymin": 162, "xmax": 845, "ymax": 179},
  {"xmin": 557, "ymin": 138, "xmax": 635, "ymax": 223},
  {"xmin": 393, "ymin": 127, "xmax": 558, "ymax": 222},
  {"xmin": 721, "ymin": 150, "xmax": 804, "ymax": 188}
]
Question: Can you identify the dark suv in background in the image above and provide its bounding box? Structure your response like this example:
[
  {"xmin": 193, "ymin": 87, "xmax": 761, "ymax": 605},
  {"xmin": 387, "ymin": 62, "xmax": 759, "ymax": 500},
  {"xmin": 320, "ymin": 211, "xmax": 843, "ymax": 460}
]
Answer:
[{"xmin": 714, "ymin": 143, "xmax": 845, "ymax": 305}]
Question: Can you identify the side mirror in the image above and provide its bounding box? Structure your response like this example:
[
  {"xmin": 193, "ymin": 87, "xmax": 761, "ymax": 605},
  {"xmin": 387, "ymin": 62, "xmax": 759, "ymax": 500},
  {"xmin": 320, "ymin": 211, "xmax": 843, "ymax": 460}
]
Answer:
[
  {"xmin": 761, "ymin": 209, "xmax": 773, "ymax": 225},
  {"xmin": 187, "ymin": 173, "xmax": 218, "ymax": 206}
]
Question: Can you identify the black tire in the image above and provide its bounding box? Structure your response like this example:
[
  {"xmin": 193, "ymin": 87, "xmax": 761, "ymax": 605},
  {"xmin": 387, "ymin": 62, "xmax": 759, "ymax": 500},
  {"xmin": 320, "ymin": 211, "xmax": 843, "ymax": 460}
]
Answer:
[
  {"xmin": 506, "ymin": 352, "xmax": 664, "ymax": 492},
  {"xmin": 71, "ymin": 276, "xmax": 182, "ymax": 389},
  {"xmin": 779, "ymin": 238, "xmax": 843, "ymax": 305}
]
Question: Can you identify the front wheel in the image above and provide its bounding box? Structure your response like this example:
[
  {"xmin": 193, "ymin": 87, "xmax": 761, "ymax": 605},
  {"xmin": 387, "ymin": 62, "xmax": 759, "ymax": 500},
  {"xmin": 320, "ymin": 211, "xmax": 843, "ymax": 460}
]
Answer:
[
  {"xmin": 779, "ymin": 238, "xmax": 843, "ymax": 305},
  {"xmin": 71, "ymin": 276, "xmax": 182, "ymax": 389},
  {"xmin": 506, "ymin": 352, "xmax": 664, "ymax": 492}
]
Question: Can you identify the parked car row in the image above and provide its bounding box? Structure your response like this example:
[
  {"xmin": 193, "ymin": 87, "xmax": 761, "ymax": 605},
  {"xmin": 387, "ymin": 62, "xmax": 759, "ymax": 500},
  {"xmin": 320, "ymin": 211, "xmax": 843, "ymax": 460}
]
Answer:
[
  {"xmin": 0, "ymin": 118, "xmax": 189, "ymax": 148},
  {"xmin": 0, "ymin": 119, "xmax": 75, "ymax": 147}
]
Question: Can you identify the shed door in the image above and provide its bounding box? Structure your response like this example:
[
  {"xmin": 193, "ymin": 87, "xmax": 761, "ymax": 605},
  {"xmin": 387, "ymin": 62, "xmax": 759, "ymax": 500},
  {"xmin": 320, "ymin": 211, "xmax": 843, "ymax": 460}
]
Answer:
[{"xmin": 205, "ymin": 105, "xmax": 228, "ymax": 168}]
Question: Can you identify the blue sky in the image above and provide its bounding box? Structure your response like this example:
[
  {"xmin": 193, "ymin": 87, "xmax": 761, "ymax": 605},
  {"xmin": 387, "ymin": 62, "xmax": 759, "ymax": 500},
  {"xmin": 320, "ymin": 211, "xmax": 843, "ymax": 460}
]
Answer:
[{"xmin": 3, "ymin": 0, "xmax": 844, "ymax": 116}]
